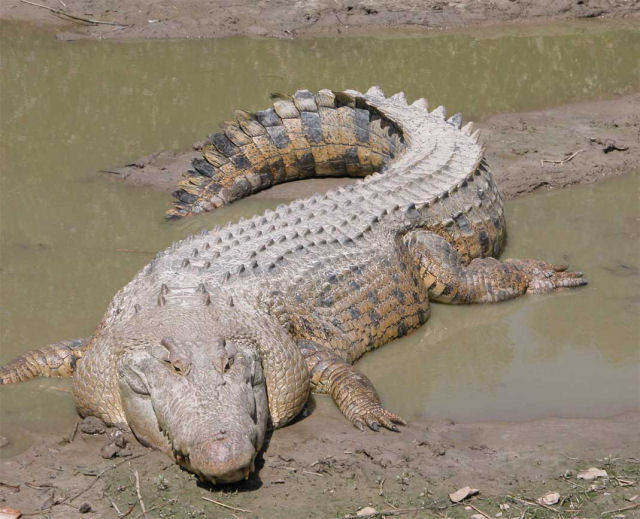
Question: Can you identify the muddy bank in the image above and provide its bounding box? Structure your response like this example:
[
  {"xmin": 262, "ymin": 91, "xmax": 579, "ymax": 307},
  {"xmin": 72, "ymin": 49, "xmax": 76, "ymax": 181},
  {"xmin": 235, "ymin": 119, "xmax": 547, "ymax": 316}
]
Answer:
[
  {"xmin": 104, "ymin": 94, "xmax": 640, "ymax": 204},
  {"xmin": 1, "ymin": 409, "xmax": 638, "ymax": 518},
  {"xmin": 2, "ymin": 0, "xmax": 639, "ymax": 41}
]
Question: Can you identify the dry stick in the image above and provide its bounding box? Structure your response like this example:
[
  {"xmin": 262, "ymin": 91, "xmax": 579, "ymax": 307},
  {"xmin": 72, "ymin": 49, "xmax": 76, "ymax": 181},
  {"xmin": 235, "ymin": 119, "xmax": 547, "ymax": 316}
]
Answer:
[
  {"xmin": 302, "ymin": 469, "xmax": 324, "ymax": 477},
  {"xmin": 335, "ymin": 507, "xmax": 424, "ymax": 519},
  {"xmin": 601, "ymin": 502, "xmax": 640, "ymax": 515},
  {"xmin": 69, "ymin": 453, "xmax": 147, "ymax": 503},
  {"xmin": 133, "ymin": 470, "xmax": 147, "ymax": 518},
  {"xmin": 541, "ymin": 149, "xmax": 583, "ymax": 167},
  {"xmin": 120, "ymin": 502, "xmax": 138, "ymax": 519},
  {"xmin": 469, "ymin": 504, "xmax": 492, "ymax": 519},
  {"xmin": 509, "ymin": 496, "xmax": 560, "ymax": 515},
  {"xmin": 69, "ymin": 420, "xmax": 79, "ymax": 443},
  {"xmin": 19, "ymin": 0, "xmax": 130, "ymax": 26},
  {"xmin": 109, "ymin": 497, "xmax": 122, "ymax": 516},
  {"xmin": 201, "ymin": 496, "xmax": 253, "ymax": 513}
]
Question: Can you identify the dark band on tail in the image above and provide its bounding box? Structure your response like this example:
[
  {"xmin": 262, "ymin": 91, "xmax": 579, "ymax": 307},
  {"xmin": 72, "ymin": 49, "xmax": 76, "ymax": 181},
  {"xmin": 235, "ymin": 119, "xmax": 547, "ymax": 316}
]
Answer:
[
  {"xmin": 0, "ymin": 337, "xmax": 92, "ymax": 385},
  {"xmin": 167, "ymin": 89, "xmax": 405, "ymax": 219}
]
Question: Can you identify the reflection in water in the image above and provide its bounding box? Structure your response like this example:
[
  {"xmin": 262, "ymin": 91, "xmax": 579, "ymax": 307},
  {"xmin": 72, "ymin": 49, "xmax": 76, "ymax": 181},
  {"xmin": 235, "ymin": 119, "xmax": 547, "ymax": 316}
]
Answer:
[{"xmin": 0, "ymin": 21, "xmax": 638, "ymax": 452}]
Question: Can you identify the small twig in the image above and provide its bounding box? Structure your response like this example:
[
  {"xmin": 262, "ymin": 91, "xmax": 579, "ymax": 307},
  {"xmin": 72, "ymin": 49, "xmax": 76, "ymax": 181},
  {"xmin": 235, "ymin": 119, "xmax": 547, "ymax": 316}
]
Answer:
[
  {"xmin": 119, "ymin": 503, "xmax": 137, "ymax": 519},
  {"xmin": 302, "ymin": 470, "xmax": 324, "ymax": 477},
  {"xmin": 469, "ymin": 504, "xmax": 492, "ymax": 519},
  {"xmin": 335, "ymin": 507, "xmax": 424, "ymax": 519},
  {"xmin": 56, "ymin": 0, "xmax": 66, "ymax": 7},
  {"xmin": 98, "ymin": 169, "xmax": 122, "ymax": 175},
  {"xmin": 19, "ymin": 0, "xmax": 130, "ymax": 26},
  {"xmin": 0, "ymin": 482, "xmax": 20, "ymax": 493},
  {"xmin": 508, "ymin": 496, "xmax": 560, "ymax": 514},
  {"xmin": 541, "ymin": 149, "xmax": 583, "ymax": 166},
  {"xmin": 68, "ymin": 453, "xmax": 146, "ymax": 503},
  {"xmin": 201, "ymin": 496, "xmax": 252, "ymax": 513},
  {"xmin": 109, "ymin": 498, "xmax": 122, "ymax": 516},
  {"xmin": 69, "ymin": 421, "xmax": 79, "ymax": 443},
  {"xmin": 601, "ymin": 502, "xmax": 640, "ymax": 515},
  {"xmin": 133, "ymin": 470, "xmax": 147, "ymax": 518}
]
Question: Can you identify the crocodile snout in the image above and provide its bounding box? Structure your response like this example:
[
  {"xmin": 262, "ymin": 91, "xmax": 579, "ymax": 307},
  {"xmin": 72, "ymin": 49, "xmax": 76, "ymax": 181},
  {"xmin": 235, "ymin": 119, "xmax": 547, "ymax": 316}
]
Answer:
[{"xmin": 188, "ymin": 431, "xmax": 256, "ymax": 484}]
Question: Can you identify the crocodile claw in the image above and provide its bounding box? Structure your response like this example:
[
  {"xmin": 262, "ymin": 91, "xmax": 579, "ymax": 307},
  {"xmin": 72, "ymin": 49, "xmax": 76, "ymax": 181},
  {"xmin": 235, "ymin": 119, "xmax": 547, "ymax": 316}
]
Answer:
[
  {"xmin": 352, "ymin": 406, "xmax": 406, "ymax": 433},
  {"xmin": 505, "ymin": 259, "xmax": 588, "ymax": 294}
]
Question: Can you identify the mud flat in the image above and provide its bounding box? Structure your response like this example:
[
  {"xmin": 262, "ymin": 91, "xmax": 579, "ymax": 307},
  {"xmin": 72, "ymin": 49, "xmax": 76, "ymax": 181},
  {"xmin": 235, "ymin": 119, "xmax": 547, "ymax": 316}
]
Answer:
[
  {"xmin": 1, "ymin": 0, "xmax": 639, "ymax": 40},
  {"xmin": 0, "ymin": 410, "xmax": 638, "ymax": 518}
]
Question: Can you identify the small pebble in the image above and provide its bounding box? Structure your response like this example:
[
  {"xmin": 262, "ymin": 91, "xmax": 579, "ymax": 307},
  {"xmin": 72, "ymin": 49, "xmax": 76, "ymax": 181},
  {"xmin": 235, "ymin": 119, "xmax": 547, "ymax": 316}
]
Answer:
[
  {"xmin": 100, "ymin": 443, "xmax": 119, "ymax": 459},
  {"xmin": 80, "ymin": 416, "xmax": 106, "ymax": 435},
  {"xmin": 79, "ymin": 502, "xmax": 92, "ymax": 513}
]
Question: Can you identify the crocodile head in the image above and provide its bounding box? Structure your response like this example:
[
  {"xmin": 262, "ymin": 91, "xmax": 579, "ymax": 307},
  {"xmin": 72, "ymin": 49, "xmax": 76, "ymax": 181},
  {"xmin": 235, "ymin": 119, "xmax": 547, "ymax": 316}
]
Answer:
[{"xmin": 116, "ymin": 331, "xmax": 268, "ymax": 484}]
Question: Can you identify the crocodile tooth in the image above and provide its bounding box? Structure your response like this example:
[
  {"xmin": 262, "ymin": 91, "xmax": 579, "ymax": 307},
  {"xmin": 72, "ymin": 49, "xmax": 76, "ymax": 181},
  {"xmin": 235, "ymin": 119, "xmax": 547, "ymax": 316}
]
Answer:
[
  {"xmin": 447, "ymin": 113, "xmax": 463, "ymax": 129},
  {"xmin": 462, "ymin": 122, "xmax": 474, "ymax": 136},
  {"xmin": 471, "ymin": 129, "xmax": 481, "ymax": 143}
]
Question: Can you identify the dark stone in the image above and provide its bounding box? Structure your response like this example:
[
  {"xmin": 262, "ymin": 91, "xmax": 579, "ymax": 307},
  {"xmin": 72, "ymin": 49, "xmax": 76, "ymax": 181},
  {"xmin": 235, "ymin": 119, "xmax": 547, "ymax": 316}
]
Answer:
[
  {"xmin": 79, "ymin": 503, "xmax": 92, "ymax": 514},
  {"xmin": 326, "ymin": 273, "xmax": 338, "ymax": 284},
  {"xmin": 100, "ymin": 443, "xmax": 119, "ymax": 459}
]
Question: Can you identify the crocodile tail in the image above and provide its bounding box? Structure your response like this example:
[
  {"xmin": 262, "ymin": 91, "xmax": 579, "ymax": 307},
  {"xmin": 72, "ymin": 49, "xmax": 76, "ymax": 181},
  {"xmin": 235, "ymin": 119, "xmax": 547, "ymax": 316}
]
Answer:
[
  {"xmin": 0, "ymin": 337, "xmax": 92, "ymax": 385},
  {"xmin": 166, "ymin": 88, "xmax": 404, "ymax": 218}
]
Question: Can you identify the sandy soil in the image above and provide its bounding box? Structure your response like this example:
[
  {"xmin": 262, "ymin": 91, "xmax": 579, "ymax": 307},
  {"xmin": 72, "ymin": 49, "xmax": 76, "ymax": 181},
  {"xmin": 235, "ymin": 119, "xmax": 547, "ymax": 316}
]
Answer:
[
  {"xmin": 1, "ymin": 0, "xmax": 638, "ymax": 41},
  {"xmin": 103, "ymin": 94, "xmax": 640, "ymax": 201}
]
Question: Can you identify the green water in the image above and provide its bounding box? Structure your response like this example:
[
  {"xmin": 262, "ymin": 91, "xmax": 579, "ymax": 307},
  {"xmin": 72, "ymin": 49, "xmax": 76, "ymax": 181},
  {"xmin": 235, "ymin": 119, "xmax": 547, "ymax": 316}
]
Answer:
[{"xmin": 0, "ymin": 19, "xmax": 639, "ymax": 452}]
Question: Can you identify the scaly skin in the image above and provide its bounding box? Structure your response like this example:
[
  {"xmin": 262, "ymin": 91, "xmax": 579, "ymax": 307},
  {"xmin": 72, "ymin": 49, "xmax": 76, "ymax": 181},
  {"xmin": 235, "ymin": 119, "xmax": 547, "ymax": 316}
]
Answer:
[{"xmin": 0, "ymin": 87, "xmax": 586, "ymax": 484}]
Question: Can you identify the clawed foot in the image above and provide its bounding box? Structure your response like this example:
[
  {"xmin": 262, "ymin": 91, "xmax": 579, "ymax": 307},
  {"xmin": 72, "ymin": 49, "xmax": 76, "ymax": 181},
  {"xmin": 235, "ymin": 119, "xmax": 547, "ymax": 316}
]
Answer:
[
  {"xmin": 350, "ymin": 404, "xmax": 406, "ymax": 432},
  {"xmin": 506, "ymin": 259, "xmax": 587, "ymax": 294}
]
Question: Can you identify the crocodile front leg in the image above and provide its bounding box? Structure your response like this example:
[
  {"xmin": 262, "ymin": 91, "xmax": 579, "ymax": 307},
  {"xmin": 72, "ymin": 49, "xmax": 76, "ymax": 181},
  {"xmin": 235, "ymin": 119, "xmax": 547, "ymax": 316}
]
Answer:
[
  {"xmin": 298, "ymin": 340, "xmax": 405, "ymax": 432},
  {"xmin": 404, "ymin": 230, "xmax": 586, "ymax": 304}
]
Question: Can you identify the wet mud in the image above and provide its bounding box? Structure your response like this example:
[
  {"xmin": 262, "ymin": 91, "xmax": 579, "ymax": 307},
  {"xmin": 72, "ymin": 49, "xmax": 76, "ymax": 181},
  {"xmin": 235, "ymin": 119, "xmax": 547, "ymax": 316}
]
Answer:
[{"xmin": 1, "ymin": 0, "xmax": 639, "ymax": 41}]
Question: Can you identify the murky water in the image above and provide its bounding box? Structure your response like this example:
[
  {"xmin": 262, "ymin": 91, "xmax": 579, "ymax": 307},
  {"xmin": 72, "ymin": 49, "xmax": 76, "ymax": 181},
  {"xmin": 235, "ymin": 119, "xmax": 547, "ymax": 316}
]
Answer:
[{"xmin": 0, "ymin": 20, "xmax": 638, "ymax": 453}]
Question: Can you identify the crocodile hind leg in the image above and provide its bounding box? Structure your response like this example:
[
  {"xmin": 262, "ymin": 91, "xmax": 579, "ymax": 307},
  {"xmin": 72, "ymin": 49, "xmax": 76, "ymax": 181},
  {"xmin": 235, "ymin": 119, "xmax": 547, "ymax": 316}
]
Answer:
[
  {"xmin": 298, "ymin": 340, "xmax": 405, "ymax": 432},
  {"xmin": 404, "ymin": 230, "xmax": 586, "ymax": 304},
  {"xmin": 0, "ymin": 337, "xmax": 92, "ymax": 384}
]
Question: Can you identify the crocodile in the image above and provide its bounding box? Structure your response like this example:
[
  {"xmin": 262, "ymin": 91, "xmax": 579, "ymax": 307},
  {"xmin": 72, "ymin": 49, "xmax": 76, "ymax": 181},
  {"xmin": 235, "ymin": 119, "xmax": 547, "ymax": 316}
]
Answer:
[{"xmin": 0, "ymin": 87, "xmax": 586, "ymax": 484}]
